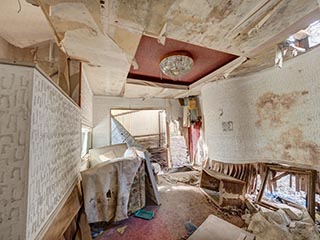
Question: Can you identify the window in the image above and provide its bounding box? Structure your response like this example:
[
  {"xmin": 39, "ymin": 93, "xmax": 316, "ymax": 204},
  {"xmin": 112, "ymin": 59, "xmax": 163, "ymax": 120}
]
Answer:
[
  {"xmin": 81, "ymin": 126, "xmax": 91, "ymax": 157},
  {"xmin": 307, "ymin": 20, "xmax": 320, "ymax": 48}
]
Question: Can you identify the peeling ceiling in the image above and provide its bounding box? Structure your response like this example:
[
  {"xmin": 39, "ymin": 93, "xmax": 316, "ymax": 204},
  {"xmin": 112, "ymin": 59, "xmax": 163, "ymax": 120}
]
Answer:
[
  {"xmin": 2, "ymin": 0, "xmax": 319, "ymax": 98},
  {"xmin": 0, "ymin": 0, "xmax": 52, "ymax": 48}
]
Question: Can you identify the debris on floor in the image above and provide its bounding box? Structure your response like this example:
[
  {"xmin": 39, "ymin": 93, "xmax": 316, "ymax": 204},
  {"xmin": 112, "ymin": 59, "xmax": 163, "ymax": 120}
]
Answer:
[
  {"xmin": 134, "ymin": 209, "xmax": 155, "ymax": 220},
  {"xmin": 94, "ymin": 170, "xmax": 245, "ymax": 240},
  {"xmin": 185, "ymin": 220, "xmax": 198, "ymax": 236},
  {"xmin": 151, "ymin": 162, "xmax": 162, "ymax": 175},
  {"xmin": 159, "ymin": 170, "xmax": 201, "ymax": 186},
  {"xmin": 243, "ymin": 206, "xmax": 320, "ymax": 240},
  {"xmin": 90, "ymin": 223, "xmax": 105, "ymax": 239},
  {"xmin": 116, "ymin": 225, "xmax": 127, "ymax": 235},
  {"xmin": 168, "ymin": 165, "xmax": 195, "ymax": 173},
  {"xmin": 170, "ymin": 135, "xmax": 189, "ymax": 167}
]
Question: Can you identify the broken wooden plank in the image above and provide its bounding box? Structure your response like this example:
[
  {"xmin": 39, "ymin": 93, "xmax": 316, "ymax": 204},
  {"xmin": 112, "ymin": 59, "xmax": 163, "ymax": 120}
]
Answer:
[
  {"xmin": 271, "ymin": 172, "xmax": 289, "ymax": 182},
  {"xmin": 200, "ymin": 169, "xmax": 246, "ymax": 208},
  {"xmin": 256, "ymin": 167, "xmax": 269, "ymax": 202},
  {"xmin": 127, "ymin": 78, "xmax": 189, "ymax": 90},
  {"xmin": 166, "ymin": 121, "xmax": 172, "ymax": 168},
  {"xmin": 41, "ymin": 184, "xmax": 82, "ymax": 240},
  {"xmin": 247, "ymin": 0, "xmax": 285, "ymax": 36},
  {"xmin": 189, "ymin": 56, "xmax": 247, "ymax": 89},
  {"xmin": 307, "ymin": 170, "xmax": 316, "ymax": 221},
  {"xmin": 248, "ymin": 8, "xmax": 320, "ymax": 57},
  {"xmin": 228, "ymin": 0, "xmax": 272, "ymax": 34},
  {"xmin": 144, "ymin": 151, "xmax": 161, "ymax": 205}
]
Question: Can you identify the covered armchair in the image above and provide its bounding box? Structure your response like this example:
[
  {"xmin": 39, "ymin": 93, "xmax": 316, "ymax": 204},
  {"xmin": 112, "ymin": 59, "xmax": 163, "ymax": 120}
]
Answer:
[{"xmin": 81, "ymin": 144, "xmax": 146, "ymax": 223}]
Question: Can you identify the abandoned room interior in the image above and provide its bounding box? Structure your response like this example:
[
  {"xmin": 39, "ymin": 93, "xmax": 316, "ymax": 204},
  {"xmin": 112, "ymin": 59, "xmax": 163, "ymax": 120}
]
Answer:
[{"xmin": 1, "ymin": 0, "xmax": 320, "ymax": 239}]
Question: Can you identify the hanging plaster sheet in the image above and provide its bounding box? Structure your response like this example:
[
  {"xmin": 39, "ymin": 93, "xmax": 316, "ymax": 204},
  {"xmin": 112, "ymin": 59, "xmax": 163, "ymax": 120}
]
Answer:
[{"xmin": 81, "ymin": 157, "xmax": 142, "ymax": 223}]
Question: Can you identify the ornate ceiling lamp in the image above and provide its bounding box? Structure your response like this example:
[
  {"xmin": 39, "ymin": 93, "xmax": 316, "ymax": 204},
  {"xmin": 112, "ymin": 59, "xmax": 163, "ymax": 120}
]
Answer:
[{"xmin": 159, "ymin": 51, "xmax": 193, "ymax": 80}]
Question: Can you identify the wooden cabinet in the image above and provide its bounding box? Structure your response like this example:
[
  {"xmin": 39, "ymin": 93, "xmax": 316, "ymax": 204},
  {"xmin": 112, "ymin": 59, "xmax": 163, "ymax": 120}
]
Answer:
[{"xmin": 200, "ymin": 169, "xmax": 246, "ymax": 208}]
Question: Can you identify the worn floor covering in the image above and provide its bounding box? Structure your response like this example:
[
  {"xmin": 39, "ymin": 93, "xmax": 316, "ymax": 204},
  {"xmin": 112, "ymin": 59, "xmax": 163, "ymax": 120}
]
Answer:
[{"xmin": 96, "ymin": 172, "xmax": 244, "ymax": 240}]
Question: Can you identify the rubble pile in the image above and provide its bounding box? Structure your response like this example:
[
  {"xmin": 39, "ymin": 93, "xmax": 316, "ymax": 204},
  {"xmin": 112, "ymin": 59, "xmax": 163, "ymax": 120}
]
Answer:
[{"xmin": 243, "ymin": 207, "xmax": 320, "ymax": 240}]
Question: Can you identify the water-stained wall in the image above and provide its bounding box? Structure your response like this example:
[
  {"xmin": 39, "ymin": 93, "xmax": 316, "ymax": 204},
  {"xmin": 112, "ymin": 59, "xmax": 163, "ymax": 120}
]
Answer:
[{"xmin": 202, "ymin": 47, "xmax": 320, "ymax": 169}]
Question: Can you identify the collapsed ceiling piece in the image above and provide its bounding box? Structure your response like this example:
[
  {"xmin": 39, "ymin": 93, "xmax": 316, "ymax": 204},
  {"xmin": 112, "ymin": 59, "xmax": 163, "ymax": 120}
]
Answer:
[
  {"xmin": 275, "ymin": 20, "xmax": 320, "ymax": 68},
  {"xmin": 25, "ymin": 0, "xmax": 136, "ymax": 96},
  {"xmin": 20, "ymin": 0, "xmax": 320, "ymax": 98}
]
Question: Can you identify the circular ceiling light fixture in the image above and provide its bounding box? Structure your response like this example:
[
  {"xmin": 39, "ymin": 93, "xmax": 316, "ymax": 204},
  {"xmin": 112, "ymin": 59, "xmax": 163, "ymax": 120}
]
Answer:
[{"xmin": 160, "ymin": 51, "xmax": 193, "ymax": 80}]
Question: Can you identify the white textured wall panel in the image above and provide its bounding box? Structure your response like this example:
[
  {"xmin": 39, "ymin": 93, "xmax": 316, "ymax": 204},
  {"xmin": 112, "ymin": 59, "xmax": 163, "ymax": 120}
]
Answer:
[
  {"xmin": 26, "ymin": 70, "xmax": 81, "ymax": 240},
  {"xmin": 81, "ymin": 70, "xmax": 93, "ymax": 127},
  {"xmin": 202, "ymin": 47, "xmax": 320, "ymax": 169},
  {"xmin": 0, "ymin": 63, "xmax": 81, "ymax": 240},
  {"xmin": 0, "ymin": 64, "xmax": 33, "ymax": 240}
]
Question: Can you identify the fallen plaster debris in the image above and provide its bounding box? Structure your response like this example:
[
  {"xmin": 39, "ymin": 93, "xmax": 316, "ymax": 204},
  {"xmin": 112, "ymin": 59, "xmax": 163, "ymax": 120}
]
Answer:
[
  {"xmin": 116, "ymin": 225, "xmax": 127, "ymax": 235},
  {"xmin": 160, "ymin": 171, "xmax": 201, "ymax": 186},
  {"xmin": 245, "ymin": 207, "xmax": 320, "ymax": 240}
]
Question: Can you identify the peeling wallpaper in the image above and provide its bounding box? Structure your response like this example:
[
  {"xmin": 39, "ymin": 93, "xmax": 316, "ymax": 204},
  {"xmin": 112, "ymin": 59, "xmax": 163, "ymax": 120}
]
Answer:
[{"xmin": 202, "ymin": 47, "xmax": 320, "ymax": 169}]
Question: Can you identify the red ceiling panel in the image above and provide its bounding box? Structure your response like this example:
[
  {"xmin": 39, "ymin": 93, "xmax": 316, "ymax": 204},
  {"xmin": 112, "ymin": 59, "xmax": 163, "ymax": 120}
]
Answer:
[{"xmin": 128, "ymin": 35, "xmax": 238, "ymax": 86}]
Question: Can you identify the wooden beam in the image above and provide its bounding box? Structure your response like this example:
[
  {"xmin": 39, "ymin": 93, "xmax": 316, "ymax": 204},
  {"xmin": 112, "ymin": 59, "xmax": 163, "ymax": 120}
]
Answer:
[
  {"xmin": 38, "ymin": 1, "xmax": 67, "ymax": 53},
  {"xmin": 257, "ymin": 167, "xmax": 269, "ymax": 202},
  {"xmin": 247, "ymin": 0, "xmax": 285, "ymax": 36},
  {"xmin": 133, "ymin": 133, "xmax": 164, "ymax": 138},
  {"xmin": 127, "ymin": 78, "xmax": 189, "ymax": 90},
  {"xmin": 144, "ymin": 151, "xmax": 161, "ymax": 205},
  {"xmin": 248, "ymin": 8, "xmax": 320, "ymax": 57},
  {"xmin": 112, "ymin": 109, "xmax": 141, "ymax": 117},
  {"xmin": 271, "ymin": 172, "xmax": 289, "ymax": 182},
  {"xmin": 166, "ymin": 121, "xmax": 172, "ymax": 168},
  {"xmin": 267, "ymin": 164, "xmax": 314, "ymax": 174},
  {"xmin": 266, "ymin": 164, "xmax": 316, "ymax": 221},
  {"xmin": 228, "ymin": 0, "xmax": 272, "ymax": 35},
  {"xmin": 189, "ymin": 56, "xmax": 247, "ymax": 89},
  {"xmin": 307, "ymin": 170, "xmax": 316, "ymax": 221},
  {"xmin": 119, "ymin": 83, "xmax": 126, "ymax": 97}
]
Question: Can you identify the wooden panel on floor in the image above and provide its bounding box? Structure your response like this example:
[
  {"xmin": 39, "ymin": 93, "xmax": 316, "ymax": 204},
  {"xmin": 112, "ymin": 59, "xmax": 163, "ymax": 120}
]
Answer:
[
  {"xmin": 144, "ymin": 151, "xmax": 161, "ymax": 205},
  {"xmin": 188, "ymin": 215, "xmax": 255, "ymax": 240},
  {"xmin": 307, "ymin": 170, "xmax": 317, "ymax": 221},
  {"xmin": 75, "ymin": 209, "xmax": 92, "ymax": 240}
]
